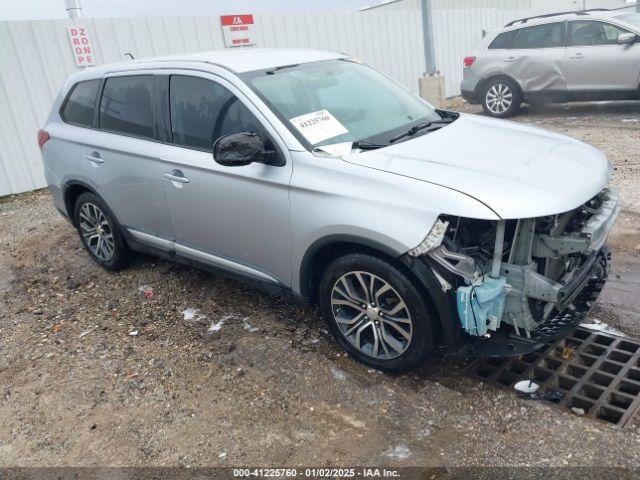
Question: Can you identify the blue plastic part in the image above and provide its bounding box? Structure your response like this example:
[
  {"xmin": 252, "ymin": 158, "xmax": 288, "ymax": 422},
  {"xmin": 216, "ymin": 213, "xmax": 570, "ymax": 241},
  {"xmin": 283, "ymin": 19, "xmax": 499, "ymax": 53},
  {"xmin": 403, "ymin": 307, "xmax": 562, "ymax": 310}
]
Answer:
[{"xmin": 456, "ymin": 276, "xmax": 507, "ymax": 337}]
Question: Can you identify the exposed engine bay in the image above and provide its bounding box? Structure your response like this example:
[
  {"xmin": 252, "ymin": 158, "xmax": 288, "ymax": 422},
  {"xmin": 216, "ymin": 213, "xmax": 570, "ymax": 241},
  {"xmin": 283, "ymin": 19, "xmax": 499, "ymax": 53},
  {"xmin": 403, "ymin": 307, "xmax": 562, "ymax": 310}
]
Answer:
[{"xmin": 420, "ymin": 188, "xmax": 619, "ymax": 340}]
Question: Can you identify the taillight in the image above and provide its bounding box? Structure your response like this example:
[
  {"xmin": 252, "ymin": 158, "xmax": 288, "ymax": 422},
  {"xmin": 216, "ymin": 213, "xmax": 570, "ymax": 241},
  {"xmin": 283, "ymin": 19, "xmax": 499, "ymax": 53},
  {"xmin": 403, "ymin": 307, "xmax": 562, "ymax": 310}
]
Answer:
[
  {"xmin": 37, "ymin": 129, "xmax": 50, "ymax": 150},
  {"xmin": 463, "ymin": 56, "xmax": 476, "ymax": 68}
]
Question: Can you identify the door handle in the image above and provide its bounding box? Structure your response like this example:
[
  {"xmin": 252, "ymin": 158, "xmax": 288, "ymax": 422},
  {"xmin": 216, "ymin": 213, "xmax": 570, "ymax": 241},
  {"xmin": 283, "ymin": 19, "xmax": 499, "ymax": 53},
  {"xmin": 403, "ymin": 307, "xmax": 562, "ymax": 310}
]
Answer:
[
  {"xmin": 503, "ymin": 56, "xmax": 518, "ymax": 63},
  {"xmin": 570, "ymin": 53, "xmax": 585, "ymax": 59},
  {"xmin": 163, "ymin": 171, "xmax": 190, "ymax": 184},
  {"xmin": 85, "ymin": 151, "xmax": 104, "ymax": 164}
]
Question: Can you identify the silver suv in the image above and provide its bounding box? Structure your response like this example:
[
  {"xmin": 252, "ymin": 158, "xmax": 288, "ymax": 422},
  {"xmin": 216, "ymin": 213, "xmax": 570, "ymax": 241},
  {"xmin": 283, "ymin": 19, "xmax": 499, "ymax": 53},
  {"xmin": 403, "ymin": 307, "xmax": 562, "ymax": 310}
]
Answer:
[
  {"xmin": 462, "ymin": 9, "xmax": 640, "ymax": 117},
  {"xmin": 40, "ymin": 49, "xmax": 618, "ymax": 372}
]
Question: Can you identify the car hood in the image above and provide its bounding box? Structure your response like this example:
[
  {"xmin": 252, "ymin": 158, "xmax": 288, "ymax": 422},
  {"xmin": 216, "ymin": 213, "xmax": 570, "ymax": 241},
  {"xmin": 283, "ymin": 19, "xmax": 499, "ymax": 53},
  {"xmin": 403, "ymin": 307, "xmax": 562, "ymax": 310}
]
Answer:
[{"xmin": 343, "ymin": 113, "xmax": 611, "ymax": 219}]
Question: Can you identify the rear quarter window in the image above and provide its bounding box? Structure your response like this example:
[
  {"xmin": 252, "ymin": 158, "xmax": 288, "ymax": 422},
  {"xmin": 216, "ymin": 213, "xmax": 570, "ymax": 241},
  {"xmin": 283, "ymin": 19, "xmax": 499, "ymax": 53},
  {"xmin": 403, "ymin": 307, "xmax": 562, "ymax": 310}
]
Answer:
[
  {"xmin": 488, "ymin": 31, "xmax": 516, "ymax": 49},
  {"xmin": 99, "ymin": 75, "xmax": 154, "ymax": 138},
  {"xmin": 60, "ymin": 79, "xmax": 100, "ymax": 127}
]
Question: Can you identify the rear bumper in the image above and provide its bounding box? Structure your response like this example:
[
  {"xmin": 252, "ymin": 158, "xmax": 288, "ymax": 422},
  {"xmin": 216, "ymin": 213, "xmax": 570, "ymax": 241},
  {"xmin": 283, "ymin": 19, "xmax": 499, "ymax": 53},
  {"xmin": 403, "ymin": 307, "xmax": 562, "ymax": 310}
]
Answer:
[{"xmin": 460, "ymin": 69, "xmax": 481, "ymax": 104}]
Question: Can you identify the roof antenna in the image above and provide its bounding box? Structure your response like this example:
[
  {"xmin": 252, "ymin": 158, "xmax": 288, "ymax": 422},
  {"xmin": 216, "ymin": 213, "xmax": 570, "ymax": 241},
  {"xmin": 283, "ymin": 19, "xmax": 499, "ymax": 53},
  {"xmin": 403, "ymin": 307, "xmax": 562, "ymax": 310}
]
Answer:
[{"xmin": 124, "ymin": 52, "xmax": 135, "ymax": 60}]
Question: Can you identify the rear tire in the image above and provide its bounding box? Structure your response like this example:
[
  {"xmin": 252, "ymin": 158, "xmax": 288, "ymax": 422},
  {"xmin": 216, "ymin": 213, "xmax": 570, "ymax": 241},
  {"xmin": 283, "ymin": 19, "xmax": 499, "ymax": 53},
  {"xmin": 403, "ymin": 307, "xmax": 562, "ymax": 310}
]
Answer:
[
  {"xmin": 318, "ymin": 253, "xmax": 437, "ymax": 373},
  {"xmin": 481, "ymin": 78, "xmax": 521, "ymax": 118},
  {"xmin": 73, "ymin": 192, "xmax": 132, "ymax": 271}
]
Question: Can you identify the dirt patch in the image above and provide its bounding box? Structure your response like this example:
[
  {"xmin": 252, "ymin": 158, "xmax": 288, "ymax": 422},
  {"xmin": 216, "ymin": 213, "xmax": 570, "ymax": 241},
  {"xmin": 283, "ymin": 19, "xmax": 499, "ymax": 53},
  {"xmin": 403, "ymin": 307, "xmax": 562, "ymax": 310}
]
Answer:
[{"xmin": 608, "ymin": 211, "xmax": 640, "ymax": 253}]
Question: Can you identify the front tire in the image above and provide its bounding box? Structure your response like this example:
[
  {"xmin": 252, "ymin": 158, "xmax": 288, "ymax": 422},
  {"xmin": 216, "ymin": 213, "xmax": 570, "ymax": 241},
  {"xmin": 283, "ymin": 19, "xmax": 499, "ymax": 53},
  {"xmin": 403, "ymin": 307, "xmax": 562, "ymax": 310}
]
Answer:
[
  {"xmin": 73, "ymin": 192, "xmax": 132, "ymax": 271},
  {"xmin": 481, "ymin": 78, "xmax": 521, "ymax": 118},
  {"xmin": 319, "ymin": 253, "xmax": 437, "ymax": 372}
]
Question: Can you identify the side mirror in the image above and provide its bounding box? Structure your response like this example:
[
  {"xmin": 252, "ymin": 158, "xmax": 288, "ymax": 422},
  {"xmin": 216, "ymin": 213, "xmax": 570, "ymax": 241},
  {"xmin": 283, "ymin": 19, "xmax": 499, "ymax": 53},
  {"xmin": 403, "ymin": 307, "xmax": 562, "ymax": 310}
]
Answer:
[
  {"xmin": 617, "ymin": 32, "xmax": 637, "ymax": 45},
  {"xmin": 213, "ymin": 132, "xmax": 280, "ymax": 167}
]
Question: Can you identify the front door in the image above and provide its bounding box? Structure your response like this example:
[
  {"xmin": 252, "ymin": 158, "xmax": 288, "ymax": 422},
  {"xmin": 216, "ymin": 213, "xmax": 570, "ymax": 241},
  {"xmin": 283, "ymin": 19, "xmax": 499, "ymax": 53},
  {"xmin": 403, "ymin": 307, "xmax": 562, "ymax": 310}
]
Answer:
[
  {"xmin": 564, "ymin": 20, "xmax": 640, "ymax": 92},
  {"xmin": 158, "ymin": 72, "xmax": 292, "ymax": 287}
]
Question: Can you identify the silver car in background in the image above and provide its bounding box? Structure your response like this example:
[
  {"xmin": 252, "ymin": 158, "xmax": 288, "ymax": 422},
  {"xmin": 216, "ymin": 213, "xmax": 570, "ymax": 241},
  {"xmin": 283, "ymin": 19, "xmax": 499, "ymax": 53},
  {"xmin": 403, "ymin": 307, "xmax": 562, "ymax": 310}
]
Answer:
[
  {"xmin": 461, "ymin": 9, "xmax": 640, "ymax": 117},
  {"xmin": 39, "ymin": 49, "xmax": 618, "ymax": 372}
]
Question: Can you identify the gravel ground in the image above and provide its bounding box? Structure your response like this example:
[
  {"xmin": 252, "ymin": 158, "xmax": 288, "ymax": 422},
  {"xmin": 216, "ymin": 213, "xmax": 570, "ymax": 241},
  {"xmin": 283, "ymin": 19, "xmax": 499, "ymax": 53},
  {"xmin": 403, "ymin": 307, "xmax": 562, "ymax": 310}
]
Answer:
[{"xmin": 1, "ymin": 101, "xmax": 640, "ymax": 468}]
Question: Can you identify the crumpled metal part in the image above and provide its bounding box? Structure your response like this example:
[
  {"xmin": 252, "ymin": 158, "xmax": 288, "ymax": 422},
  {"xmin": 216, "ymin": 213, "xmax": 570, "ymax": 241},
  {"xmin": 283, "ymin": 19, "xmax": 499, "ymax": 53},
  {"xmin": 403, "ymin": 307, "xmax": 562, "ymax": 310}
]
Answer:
[{"xmin": 507, "ymin": 56, "xmax": 566, "ymax": 92}]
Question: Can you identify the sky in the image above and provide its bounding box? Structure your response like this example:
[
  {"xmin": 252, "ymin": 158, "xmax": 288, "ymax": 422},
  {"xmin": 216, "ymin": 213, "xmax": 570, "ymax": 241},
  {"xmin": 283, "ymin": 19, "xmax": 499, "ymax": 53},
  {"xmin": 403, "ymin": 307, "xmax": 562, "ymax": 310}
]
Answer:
[{"xmin": 0, "ymin": 0, "xmax": 382, "ymax": 21}]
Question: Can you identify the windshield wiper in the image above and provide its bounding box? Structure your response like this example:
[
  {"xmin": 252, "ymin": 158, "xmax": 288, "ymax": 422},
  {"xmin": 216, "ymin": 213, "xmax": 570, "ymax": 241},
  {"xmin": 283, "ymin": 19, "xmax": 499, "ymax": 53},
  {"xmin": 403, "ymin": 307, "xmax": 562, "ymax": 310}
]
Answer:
[
  {"xmin": 265, "ymin": 64, "xmax": 300, "ymax": 75},
  {"xmin": 389, "ymin": 118, "xmax": 455, "ymax": 144},
  {"xmin": 352, "ymin": 140, "xmax": 387, "ymax": 151}
]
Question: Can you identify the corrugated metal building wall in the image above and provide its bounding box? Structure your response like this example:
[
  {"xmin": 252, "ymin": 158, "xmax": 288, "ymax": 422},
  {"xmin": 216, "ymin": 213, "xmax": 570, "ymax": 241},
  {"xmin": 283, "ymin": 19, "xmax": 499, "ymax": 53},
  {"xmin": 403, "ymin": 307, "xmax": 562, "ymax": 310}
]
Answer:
[
  {"xmin": 0, "ymin": 11, "xmax": 425, "ymax": 196},
  {"xmin": 364, "ymin": 0, "xmax": 629, "ymax": 11}
]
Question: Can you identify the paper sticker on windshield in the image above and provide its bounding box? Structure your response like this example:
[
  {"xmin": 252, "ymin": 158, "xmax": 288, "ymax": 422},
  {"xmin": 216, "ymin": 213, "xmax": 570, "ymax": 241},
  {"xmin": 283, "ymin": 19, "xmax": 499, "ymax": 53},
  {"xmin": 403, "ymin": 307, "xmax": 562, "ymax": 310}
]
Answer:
[{"xmin": 289, "ymin": 110, "xmax": 348, "ymax": 145}]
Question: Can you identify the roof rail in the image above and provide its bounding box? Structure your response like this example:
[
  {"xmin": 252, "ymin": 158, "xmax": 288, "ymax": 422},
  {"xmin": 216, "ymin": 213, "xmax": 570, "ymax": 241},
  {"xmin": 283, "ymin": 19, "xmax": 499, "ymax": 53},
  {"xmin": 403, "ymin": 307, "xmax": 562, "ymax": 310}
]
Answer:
[{"xmin": 504, "ymin": 9, "xmax": 605, "ymax": 28}]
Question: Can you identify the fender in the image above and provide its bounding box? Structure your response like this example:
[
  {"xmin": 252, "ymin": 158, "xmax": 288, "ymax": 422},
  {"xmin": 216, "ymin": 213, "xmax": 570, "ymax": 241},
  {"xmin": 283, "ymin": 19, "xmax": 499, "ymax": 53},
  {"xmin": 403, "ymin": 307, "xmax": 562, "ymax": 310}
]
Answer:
[
  {"xmin": 397, "ymin": 254, "xmax": 460, "ymax": 348},
  {"xmin": 298, "ymin": 234, "xmax": 403, "ymax": 300},
  {"xmin": 299, "ymin": 234, "xmax": 459, "ymax": 347}
]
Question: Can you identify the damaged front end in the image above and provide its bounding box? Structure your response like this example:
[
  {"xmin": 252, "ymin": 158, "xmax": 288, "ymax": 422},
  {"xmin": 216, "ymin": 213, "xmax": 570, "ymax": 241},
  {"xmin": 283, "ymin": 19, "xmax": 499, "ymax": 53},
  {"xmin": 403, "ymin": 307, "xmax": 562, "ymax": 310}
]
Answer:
[{"xmin": 412, "ymin": 188, "xmax": 619, "ymax": 357}]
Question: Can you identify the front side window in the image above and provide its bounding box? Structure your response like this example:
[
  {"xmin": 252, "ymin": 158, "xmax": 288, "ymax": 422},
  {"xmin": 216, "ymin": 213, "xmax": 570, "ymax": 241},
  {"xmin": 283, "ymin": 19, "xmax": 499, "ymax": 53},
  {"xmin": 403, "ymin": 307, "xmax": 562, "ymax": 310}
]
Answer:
[
  {"xmin": 61, "ymin": 79, "xmax": 100, "ymax": 127},
  {"xmin": 512, "ymin": 23, "xmax": 565, "ymax": 49},
  {"xmin": 569, "ymin": 21, "xmax": 630, "ymax": 46},
  {"xmin": 99, "ymin": 75, "xmax": 154, "ymax": 138},
  {"xmin": 241, "ymin": 60, "xmax": 443, "ymax": 149},
  {"xmin": 169, "ymin": 75, "xmax": 266, "ymax": 150}
]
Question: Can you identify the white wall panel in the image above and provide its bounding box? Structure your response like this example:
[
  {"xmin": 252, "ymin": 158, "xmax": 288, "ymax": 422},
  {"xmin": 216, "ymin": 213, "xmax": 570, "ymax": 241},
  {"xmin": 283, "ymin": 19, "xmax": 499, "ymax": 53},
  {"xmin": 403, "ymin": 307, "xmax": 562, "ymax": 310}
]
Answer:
[{"xmin": 0, "ymin": 12, "xmax": 424, "ymax": 196}]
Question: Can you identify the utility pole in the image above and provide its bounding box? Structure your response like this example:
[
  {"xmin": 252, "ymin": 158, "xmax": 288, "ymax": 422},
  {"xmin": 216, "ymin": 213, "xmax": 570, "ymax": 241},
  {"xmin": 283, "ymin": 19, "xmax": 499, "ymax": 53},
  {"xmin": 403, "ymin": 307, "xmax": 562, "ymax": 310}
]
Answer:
[
  {"xmin": 420, "ymin": 0, "xmax": 437, "ymax": 75},
  {"xmin": 64, "ymin": 0, "xmax": 83, "ymax": 19}
]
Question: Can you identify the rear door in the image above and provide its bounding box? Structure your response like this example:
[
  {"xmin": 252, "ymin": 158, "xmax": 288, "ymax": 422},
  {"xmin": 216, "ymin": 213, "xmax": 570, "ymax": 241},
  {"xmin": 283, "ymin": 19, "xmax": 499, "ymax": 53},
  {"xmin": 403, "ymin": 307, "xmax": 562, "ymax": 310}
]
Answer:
[
  {"xmin": 503, "ymin": 22, "xmax": 567, "ymax": 98},
  {"xmin": 156, "ymin": 71, "xmax": 293, "ymax": 287},
  {"xmin": 84, "ymin": 73, "xmax": 175, "ymax": 243},
  {"xmin": 565, "ymin": 20, "xmax": 640, "ymax": 92}
]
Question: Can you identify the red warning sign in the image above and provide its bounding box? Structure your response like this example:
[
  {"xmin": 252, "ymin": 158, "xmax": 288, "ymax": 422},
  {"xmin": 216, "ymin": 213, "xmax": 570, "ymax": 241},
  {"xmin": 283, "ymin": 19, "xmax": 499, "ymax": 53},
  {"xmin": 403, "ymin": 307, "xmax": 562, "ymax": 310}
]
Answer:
[{"xmin": 220, "ymin": 14, "xmax": 255, "ymax": 47}]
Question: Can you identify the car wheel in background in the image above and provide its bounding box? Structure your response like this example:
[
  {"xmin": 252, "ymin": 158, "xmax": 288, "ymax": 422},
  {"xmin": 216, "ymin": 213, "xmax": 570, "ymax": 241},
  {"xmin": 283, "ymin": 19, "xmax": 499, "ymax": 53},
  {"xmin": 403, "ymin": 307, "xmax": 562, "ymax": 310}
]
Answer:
[
  {"xmin": 73, "ymin": 192, "xmax": 132, "ymax": 271},
  {"xmin": 319, "ymin": 253, "xmax": 436, "ymax": 373},
  {"xmin": 481, "ymin": 78, "xmax": 521, "ymax": 118}
]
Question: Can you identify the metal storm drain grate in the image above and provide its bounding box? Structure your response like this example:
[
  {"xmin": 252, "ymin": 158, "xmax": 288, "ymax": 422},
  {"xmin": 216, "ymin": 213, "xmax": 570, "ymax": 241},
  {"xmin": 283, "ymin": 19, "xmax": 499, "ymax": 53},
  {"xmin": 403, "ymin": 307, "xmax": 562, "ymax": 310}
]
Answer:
[{"xmin": 466, "ymin": 327, "xmax": 640, "ymax": 426}]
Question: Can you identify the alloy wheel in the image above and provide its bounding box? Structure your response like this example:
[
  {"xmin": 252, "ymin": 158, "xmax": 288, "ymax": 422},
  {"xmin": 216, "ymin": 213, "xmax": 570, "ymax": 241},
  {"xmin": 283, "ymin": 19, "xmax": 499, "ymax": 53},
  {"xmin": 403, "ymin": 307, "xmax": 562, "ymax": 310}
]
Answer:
[
  {"xmin": 330, "ymin": 271, "xmax": 413, "ymax": 360},
  {"xmin": 485, "ymin": 83, "xmax": 513, "ymax": 115},
  {"xmin": 78, "ymin": 203, "xmax": 115, "ymax": 261}
]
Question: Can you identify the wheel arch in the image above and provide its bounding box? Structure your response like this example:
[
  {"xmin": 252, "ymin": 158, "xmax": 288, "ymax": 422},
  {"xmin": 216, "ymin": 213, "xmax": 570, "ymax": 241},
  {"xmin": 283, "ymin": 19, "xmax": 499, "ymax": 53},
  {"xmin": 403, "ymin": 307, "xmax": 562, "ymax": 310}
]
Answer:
[
  {"xmin": 299, "ymin": 235, "xmax": 450, "ymax": 345},
  {"xmin": 474, "ymin": 73, "xmax": 524, "ymax": 103},
  {"xmin": 63, "ymin": 180, "xmax": 98, "ymax": 227},
  {"xmin": 299, "ymin": 235, "xmax": 400, "ymax": 303}
]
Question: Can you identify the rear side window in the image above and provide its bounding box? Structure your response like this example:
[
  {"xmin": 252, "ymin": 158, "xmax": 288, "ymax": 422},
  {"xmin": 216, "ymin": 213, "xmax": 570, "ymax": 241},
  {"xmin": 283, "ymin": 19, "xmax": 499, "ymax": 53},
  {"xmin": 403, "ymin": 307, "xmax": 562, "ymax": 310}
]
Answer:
[
  {"xmin": 61, "ymin": 80, "xmax": 100, "ymax": 127},
  {"xmin": 512, "ymin": 23, "xmax": 565, "ymax": 49},
  {"xmin": 569, "ymin": 21, "xmax": 630, "ymax": 46},
  {"xmin": 169, "ymin": 75, "xmax": 266, "ymax": 150},
  {"xmin": 489, "ymin": 31, "xmax": 516, "ymax": 49},
  {"xmin": 99, "ymin": 75, "xmax": 154, "ymax": 138}
]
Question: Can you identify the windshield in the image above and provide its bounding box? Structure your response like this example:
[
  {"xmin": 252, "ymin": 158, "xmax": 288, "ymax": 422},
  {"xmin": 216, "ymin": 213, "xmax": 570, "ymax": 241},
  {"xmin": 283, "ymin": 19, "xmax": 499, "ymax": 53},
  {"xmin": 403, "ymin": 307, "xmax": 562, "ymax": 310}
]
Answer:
[
  {"xmin": 615, "ymin": 13, "xmax": 640, "ymax": 28},
  {"xmin": 241, "ymin": 59, "xmax": 444, "ymax": 150}
]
